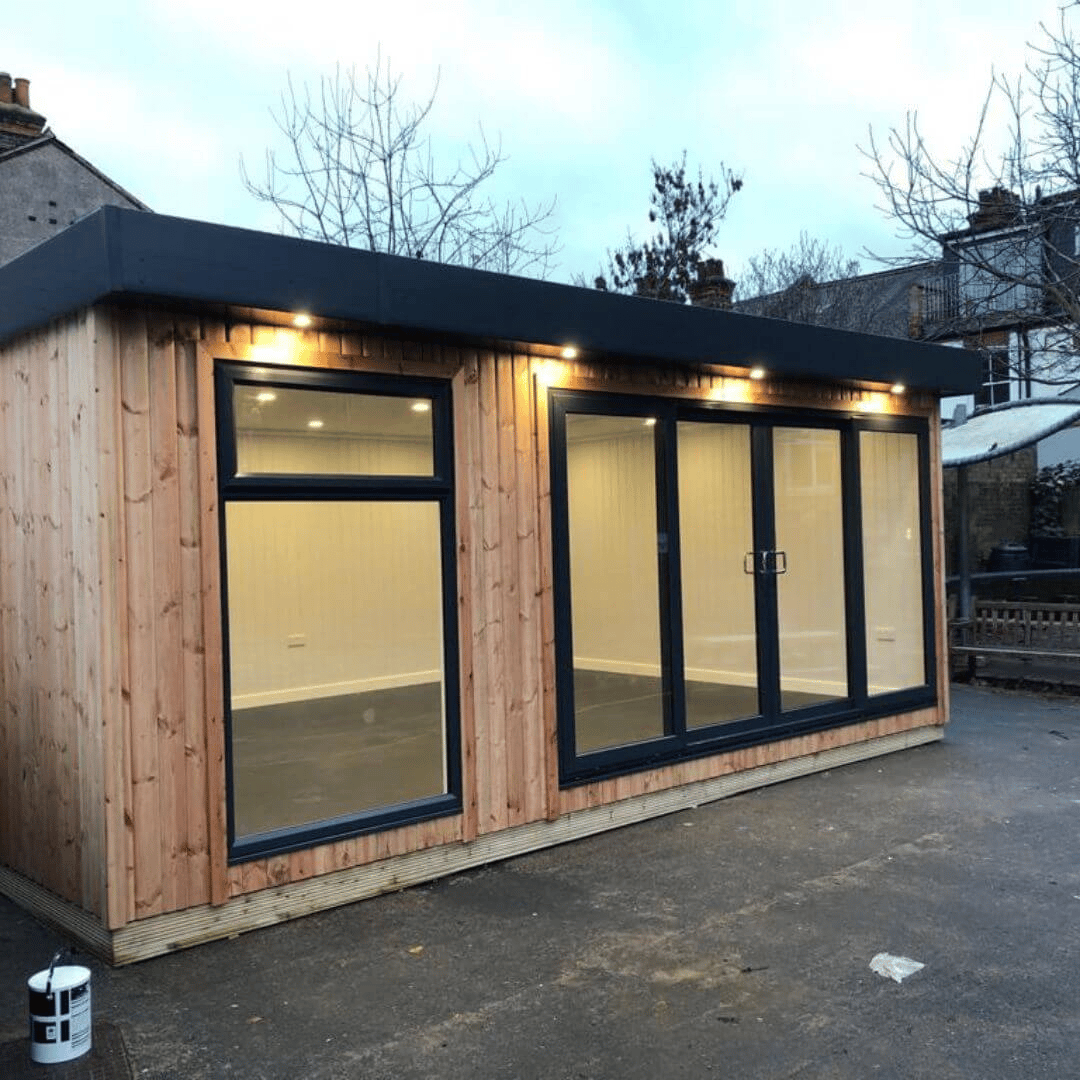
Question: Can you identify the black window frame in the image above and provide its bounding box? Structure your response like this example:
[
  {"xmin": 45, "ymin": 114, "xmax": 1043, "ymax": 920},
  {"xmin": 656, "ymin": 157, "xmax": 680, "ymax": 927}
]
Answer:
[
  {"xmin": 215, "ymin": 360, "xmax": 462, "ymax": 863},
  {"xmin": 549, "ymin": 388, "xmax": 937, "ymax": 786}
]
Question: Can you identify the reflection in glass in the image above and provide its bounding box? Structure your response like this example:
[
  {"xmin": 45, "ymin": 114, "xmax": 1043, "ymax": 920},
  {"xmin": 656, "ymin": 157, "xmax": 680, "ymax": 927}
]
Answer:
[
  {"xmin": 677, "ymin": 421, "xmax": 759, "ymax": 726},
  {"xmin": 226, "ymin": 501, "xmax": 446, "ymax": 837},
  {"xmin": 773, "ymin": 427, "xmax": 848, "ymax": 710},
  {"xmin": 566, "ymin": 414, "xmax": 665, "ymax": 753},
  {"xmin": 861, "ymin": 431, "xmax": 926, "ymax": 692},
  {"xmin": 233, "ymin": 386, "xmax": 434, "ymax": 475}
]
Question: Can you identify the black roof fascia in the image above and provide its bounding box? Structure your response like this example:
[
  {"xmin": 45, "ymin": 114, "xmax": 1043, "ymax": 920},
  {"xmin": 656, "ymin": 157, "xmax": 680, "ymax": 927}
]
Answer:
[{"xmin": 0, "ymin": 206, "xmax": 981, "ymax": 394}]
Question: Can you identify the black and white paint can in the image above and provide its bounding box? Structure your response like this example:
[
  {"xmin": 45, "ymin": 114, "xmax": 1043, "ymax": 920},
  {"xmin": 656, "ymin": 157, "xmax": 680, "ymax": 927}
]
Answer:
[{"xmin": 27, "ymin": 964, "xmax": 92, "ymax": 1064}]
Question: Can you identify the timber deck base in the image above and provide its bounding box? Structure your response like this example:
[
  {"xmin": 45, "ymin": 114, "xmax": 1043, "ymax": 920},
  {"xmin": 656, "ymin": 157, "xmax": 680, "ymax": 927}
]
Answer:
[{"xmin": 1, "ymin": 725, "xmax": 943, "ymax": 965}]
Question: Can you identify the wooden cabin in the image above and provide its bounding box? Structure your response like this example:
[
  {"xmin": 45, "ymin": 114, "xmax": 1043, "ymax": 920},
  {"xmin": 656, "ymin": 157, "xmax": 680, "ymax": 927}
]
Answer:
[{"xmin": 0, "ymin": 208, "xmax": 980, "ymax": 963}]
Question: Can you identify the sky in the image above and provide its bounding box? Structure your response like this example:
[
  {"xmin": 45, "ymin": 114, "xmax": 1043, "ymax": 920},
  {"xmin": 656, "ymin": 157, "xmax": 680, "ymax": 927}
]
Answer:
[{"xmin": 6, "ymin": 0, "xmax": 1073, "ymax": 290}]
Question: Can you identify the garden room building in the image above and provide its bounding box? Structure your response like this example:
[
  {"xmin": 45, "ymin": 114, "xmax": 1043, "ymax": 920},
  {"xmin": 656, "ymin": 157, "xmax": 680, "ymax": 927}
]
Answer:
[{"xmin": 0, "ymin": 207, "xmax": 980, "ymax": 962}]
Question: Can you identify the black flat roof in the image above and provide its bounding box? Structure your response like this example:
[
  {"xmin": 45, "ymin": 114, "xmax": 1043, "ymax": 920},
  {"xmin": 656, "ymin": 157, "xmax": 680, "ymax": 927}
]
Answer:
[{"xmin": 0, "ymin": 206, "xmax": 980, "ymax": 394}]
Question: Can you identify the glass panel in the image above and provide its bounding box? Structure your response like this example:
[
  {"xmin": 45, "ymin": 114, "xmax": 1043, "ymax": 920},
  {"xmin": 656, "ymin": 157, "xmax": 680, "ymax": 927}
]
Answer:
[
  {"xmin": 566, "ymin": 414, "xmax": 665, "ymax": 753},
  {"xmin": 677, "ymin": 421, "xmax": 759, "ymax": 726},
  {"xmin": 226, "ymin": 501, "xmax": 446, "ymax": 837},
  {"xmin": 233, "ymin": 386, "xmax": 434, "ymax": 475},
  {"xmin": 860, "ymin": 431, "xmax": 926, "ymax": 692},
  {"xmin": 773, "ymin": 427, "xmax": 848, "ymax": 710}
]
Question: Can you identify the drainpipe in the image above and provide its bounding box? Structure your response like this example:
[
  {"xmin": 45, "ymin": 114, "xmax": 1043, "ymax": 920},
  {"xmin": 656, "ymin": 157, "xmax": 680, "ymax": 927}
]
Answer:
[{"xmin": 957, "ymin": 464, "xmax": 972, "ymax": 620}]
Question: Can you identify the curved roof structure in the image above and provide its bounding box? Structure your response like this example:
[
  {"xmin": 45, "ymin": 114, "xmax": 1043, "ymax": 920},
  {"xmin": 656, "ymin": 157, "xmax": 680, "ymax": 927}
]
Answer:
[{"xmin": 941, "ymin": 398, "xmax": 1080, "ymax": 466}]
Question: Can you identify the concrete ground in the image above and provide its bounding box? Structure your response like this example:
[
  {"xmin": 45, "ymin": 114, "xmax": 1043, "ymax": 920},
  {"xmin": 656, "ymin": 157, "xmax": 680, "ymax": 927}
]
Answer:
[{"xmin": 2, "ymin": 684, "xmax": 1078, "ymax": 1079}]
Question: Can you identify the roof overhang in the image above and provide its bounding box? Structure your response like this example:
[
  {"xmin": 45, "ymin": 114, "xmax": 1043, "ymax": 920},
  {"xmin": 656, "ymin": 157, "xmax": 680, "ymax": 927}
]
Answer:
[
  {"xmin": 942, "ymin": 398, "xmax": 1080, "ymax": 466},
  {"xmin": 0, "ymin": 206, "xmax": 982, "ymax": 394}
]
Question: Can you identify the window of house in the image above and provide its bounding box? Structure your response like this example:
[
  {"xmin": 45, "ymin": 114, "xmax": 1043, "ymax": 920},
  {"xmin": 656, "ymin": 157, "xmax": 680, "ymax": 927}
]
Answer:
[
  {"xmin": 974, "ymin": 349, "xmax": 1011, "ymax": 407},
  {"xmin": 549, "ymin": 390, "xmax": 935, "ymax": 784},
  {"xmin": 215, "ymin": 362, "xmax": 460, "ymax": 861}
]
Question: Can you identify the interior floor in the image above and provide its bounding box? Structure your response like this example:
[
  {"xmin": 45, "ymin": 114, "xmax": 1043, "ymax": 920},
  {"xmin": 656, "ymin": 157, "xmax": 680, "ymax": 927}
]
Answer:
[
  {"xmin": 573, "ymin": 669, "xmax": 833, "ymax": 754},
  {"xmin": 231, "ymin": 673, "xmax": 838, "ymax": 836},
  {"xmin": 231, "ymin": 682, "xmax": 445, "ymax": 837}
]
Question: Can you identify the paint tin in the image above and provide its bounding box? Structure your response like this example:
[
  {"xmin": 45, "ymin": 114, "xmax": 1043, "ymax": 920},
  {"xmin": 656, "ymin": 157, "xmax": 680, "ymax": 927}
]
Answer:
[{"xmin": 27, "ymin": 964, "xmax": 92, "ymax": 1064}]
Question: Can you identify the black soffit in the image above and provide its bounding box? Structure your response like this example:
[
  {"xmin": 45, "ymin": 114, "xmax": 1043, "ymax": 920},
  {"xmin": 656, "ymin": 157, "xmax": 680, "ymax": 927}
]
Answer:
[{"xmin": 0, "ymin": 206, "xmax": 981, "ymax": 395}]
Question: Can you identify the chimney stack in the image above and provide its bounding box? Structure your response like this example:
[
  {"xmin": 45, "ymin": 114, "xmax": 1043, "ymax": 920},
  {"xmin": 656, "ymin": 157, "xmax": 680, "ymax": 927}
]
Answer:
[
  {"xmin": 0, "ymin": 71, "xmax": 47, "ymax": 142},
  {"xmin": 688, "ymin": 258, "xmax": 736, "ymax": 310},
  {"xmin": 967, "ymin": 187, "xmax": 1021, "ymax": 233}
]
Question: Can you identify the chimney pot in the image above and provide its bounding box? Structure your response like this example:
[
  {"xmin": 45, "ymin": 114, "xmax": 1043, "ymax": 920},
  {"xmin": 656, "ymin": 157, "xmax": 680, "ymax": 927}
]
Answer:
[
  {"xmin": 13, "ymin": 77, "xmax": 29, "ymax": 108},
  {"xmin": 0, "ymin": 73, "xmax": 11, "ymax": 104}
]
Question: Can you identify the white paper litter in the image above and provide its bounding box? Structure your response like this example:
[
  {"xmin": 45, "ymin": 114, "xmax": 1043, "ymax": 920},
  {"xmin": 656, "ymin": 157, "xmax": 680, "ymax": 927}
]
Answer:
[{"xmin": 869, "ymin": 953, "xmax": 925, "ymax": 983}]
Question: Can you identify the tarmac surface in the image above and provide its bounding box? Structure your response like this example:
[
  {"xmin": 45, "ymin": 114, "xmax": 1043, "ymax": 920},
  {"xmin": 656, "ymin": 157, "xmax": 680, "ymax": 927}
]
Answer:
[{"xmin": 2, "ymin": 684, "xmax": 1079, "ymax": 1079}]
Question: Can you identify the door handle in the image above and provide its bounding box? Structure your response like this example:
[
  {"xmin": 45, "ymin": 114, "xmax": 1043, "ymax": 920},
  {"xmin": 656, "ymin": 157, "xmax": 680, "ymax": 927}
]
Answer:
[{"xmin": 745, "ymin": 550, "xmax": 788, "ymax": 575}]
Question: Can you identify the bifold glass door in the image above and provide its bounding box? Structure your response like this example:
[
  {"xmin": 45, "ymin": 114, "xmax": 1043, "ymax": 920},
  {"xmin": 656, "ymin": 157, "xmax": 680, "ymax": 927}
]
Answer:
[{"xmin": 552, "ymin": 392, "xmax": 934, "ymax": 782}]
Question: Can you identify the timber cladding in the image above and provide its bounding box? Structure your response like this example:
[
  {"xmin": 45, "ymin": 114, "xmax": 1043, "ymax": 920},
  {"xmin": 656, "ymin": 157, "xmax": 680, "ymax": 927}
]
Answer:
[{"xmin": 0, "ymin": 303, "xmax": 945, "ymax": 958}]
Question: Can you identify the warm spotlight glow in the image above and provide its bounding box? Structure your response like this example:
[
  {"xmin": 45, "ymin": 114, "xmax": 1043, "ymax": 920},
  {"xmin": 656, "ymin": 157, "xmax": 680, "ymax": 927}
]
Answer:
[
  {"xmin": 535, "ymin": 359, "xmax": 565, "ymax": 386},
  {"xmin": 307, "ymin": 419, "xmax": 324, "ymax": 429},
  {"xmin": 709, "ymin": 381, "xmax": 752, "ymax": 403},
  {"xmin": 561, "ymin": 345, "xmax": 578, "ymax": 359},
  {"xmin": 749, "ymin": 366, "xmax": 766, "ymax": 380},
  {"xmin": 249, "ymin": 344, "xmax": 295, "ymax": 365},
  {"xmin": 891, "ymin": 383, "xmax": 906, "ymax": 395},
  {"xmin": 643, "ymin": 417, "xmax": 657, "ymax": 427},
  {"xmin": 255, "ymin": 391, "xmax": 277, "ymax": 403},
  {"xmin": 411, "ymin": 401, "xmax": 431, "ymax": 413},
  {"xmin": 855, "ymin": 394, "xmax": 888, "ymax": 413},
  {"xmin": 293, "ymin": 313, "xmax": 313, "ymax": 328}
]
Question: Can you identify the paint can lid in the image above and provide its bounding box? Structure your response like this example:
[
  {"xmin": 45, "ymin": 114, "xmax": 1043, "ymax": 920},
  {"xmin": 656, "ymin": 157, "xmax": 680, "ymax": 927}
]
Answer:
[{"xmin": 28, "ymin": 966, "xmax": 91, "ymax": 993}]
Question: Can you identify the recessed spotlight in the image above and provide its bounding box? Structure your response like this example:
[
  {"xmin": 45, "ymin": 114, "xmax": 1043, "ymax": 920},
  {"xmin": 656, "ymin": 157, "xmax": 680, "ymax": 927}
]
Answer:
[
  {"xmin": 293, "ymin": 313, "xmax": 313, "ymax": 328},
  {"xmin": 255, "ymin": 390, "xmax": 277, "ymax": 403},
  {"xmin": 890, "ymin": 383, "xmax": 906, "ymax": 395},
  {"xmin": 749, "ymin": 366, "xmax": 766, "ymax": 380},
  {"xmin": 411, "ymin": 401, "xmax": 431, "ymax": 413},
  {"xmin": 561, "ymin": 345, "xmax": 578, "ymax": 360},
  {"xmin": 307, "ymin": 419, "xmax": 324, "ymax": 429},
  {"xmin": 643, "ymin": 417, "xmax": 657, "ymax": 427}
]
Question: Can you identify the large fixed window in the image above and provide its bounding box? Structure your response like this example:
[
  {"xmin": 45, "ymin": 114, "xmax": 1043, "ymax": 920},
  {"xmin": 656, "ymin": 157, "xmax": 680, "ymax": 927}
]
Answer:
[
  {"xmin": 550, "ymin": 391, "xmax": 935, "ymax": 784},
  {"xmin": 216, "ymin": 363, "xmax": 460, "ymax": 861}
]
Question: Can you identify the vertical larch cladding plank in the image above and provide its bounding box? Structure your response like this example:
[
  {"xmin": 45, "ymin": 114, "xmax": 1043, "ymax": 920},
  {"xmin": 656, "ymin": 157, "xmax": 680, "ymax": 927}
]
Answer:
[
  {"xmin": 66, "ymin": 311, "xmax": 106, "ymax": 917},
  {"xmin": 119, "ymin": 309, "xmax": 165, "ymax": 919},
  {"xmin": 17, "ymin": 327, "xmax": 41, "ymax": 890},
  {"xmin": 48, "ymin": 320, "xmax": 81, "ymax": 905},
  {"xmin": 478, "ymin": 351, "xmax": 508, "ymax": 834},
  {"xmin": 453, "ymin": 353, "xmax": 480, "ymax": 843},
  {"xmin": 34, "ymin": 323, "xmax": 75, "ymax": 900},
  {"xmin": 513, "ymin": 352, "xmax": 545, "ymax": 824},
  {"xmin": 28, "ymin": 327, "xmax": 57, "ymax": 893},
  {"xmin": 196, "ymin": 330, "xmax": 230, "ymax": 906},
  {"xmin": 0, "ymin": 329, "xmax": 17, "ymax": 876},
  {"xmin": 147, "ymin": 315, "xmax": 188, "ymax": 914},
  {"xmin": 532, "ymin": 367, "xmax": 560, "ymax": 822},
  {"xmin": 93, "ymin": 310, "xmax": 133, "ymax": 930},
  {"xmin": 496, "ymin": 353, "xmax": 526, "ymax": 827},
  {"xmin": 464, "ymin": 349, "xmax": 491, "ymax": 840},
  {"xmin": 174, "ymin": 317, "xmax": 211, "ymax": 907}
]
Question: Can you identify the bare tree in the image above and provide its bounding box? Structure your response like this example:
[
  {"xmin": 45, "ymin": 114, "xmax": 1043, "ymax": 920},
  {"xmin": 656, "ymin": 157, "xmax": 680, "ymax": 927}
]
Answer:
[
  {"xmin": 734, "ymin": 232, "xmax": 920, "ymax": 338},
  {"xmin": 242, "ymin": 56, "xmax": 559, "ymax": 277},
  {"xmin": 862, "ymin": 8, "xmax": 1080, "ymax": 385},
  {"xmin": 591, "ymin": 153, "xmax": 743, "ymax": 303}
]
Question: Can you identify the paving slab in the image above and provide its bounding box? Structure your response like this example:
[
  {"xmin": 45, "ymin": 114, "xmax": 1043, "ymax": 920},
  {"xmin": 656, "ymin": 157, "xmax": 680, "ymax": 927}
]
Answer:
[{"xmin": 1, "ymin": 685, "xmax": 1078, "ymax": 1079}]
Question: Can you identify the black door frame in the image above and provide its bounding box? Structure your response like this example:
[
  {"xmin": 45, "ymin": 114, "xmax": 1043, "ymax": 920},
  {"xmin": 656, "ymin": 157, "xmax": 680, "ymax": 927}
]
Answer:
[{"xmin": 549, "ymin": 388, "xmax": 937, "ymax": 786}]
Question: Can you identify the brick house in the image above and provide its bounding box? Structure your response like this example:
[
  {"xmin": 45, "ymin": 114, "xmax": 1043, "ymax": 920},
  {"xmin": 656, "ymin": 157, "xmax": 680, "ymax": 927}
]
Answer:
[{"xmin": 0, "ymin": 71, "xmax": 147, "ymax": 266}]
